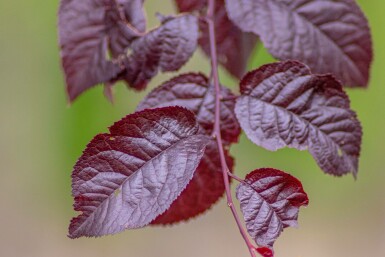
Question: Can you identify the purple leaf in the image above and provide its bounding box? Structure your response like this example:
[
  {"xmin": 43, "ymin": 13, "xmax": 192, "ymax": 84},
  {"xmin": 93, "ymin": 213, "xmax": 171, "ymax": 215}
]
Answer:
[
  {"xmin": 137, "ymin": 73, "xmax": 239, "ymax": 223},
  {"xmin": 69, "ymin": 107, "xmax": 209, "ymax": 238},
  {"xmin": 121, "ymin": 14, "xmax": 199, "ymax": 90},
  {"xmin": 151, "ymin": 140, "xmax": 234, "ymax": 224},
  {"xmin": 108, "ymin": 0, "xmax": 146, "ymax": 58},
  {"xmin": 58, "ymin": 0, "xmax": 145, "ymax": 101},
  {"xmin": 116, "ymin": 0, "xmax": 146, "ymax": 33},
  {"xmin": 235, "ymin": 61, "xmax": 362, "ymax": 177},
  {"xmin": 137, "ymin": 73, "xmax": 240, "ymax": 144},
  {"xmin": 236, "ymin": 168, "xmax": 308, "ymax": 248},
  {"xmin": 107, "ymin": 7, "xmax": 143, "ymax": 58},
  {"xmin": 225, "ymin": 0, "xmax": 373, "ymax": 87},
  {"xmin": 175, "ymin": 0, "xmax": 257, "ymax": 78}
]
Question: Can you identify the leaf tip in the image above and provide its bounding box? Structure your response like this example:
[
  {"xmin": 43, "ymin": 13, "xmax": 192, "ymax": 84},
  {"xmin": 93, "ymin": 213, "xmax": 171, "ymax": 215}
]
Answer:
[{"xmin": 256, "ymin": 247, "xmax": 274, "ymax": 257}]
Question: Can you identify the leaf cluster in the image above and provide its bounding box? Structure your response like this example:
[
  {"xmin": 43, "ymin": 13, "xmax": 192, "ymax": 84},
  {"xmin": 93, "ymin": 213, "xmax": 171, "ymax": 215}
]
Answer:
[{"xmin": 58, "ymin": 0, "xmax": 373, "ymax": 256}]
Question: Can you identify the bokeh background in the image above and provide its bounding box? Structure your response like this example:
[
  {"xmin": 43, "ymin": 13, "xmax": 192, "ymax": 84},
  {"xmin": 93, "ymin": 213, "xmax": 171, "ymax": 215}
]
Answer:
[{"xmin": 0, "ymin": 1, "xmax": 384, "ymax": 256}]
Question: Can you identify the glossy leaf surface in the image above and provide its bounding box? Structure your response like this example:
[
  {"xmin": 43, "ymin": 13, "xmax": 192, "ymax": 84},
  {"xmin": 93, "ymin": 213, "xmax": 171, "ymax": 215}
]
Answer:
[
  {"xmin": 69, "ymin": 107, "xmax": 209, "ymax": 238},
  {"xmin": 175, "ymin": 0, "xmax": 257, "ymax": 78},
  {"xmin": 226, "ymin": 0, "xmax": 372, "ymax": 87},
  {"xmin": 236, "ymin": 168, "xmax": 308, "ymax": 247},
  {"xmin": 122, "ymin": 14, "xmax": 199, "ymax": 90},
  {"xmin": 151, "ymin": 140, "xmax": 233, "ymax": 224},
  {"xmin": 137, "ymin": 73, "xmax": 238, "ymax": 223},
  {"xmin": 235, "ymin": 61, "xmax": 362, "ymax": 176}
]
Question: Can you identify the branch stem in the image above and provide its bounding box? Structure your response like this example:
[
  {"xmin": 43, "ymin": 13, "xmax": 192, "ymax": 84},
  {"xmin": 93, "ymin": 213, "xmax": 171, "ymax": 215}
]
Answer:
[{"xmin": 206, "ymin": 1, "xmax": 256, "ymax": 256}]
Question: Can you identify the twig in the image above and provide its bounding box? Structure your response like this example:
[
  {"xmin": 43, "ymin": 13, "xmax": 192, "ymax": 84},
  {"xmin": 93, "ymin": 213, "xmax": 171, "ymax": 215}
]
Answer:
[{"xmin": 206, "ymin": 1, "xmax": 257, "ymax": 256}]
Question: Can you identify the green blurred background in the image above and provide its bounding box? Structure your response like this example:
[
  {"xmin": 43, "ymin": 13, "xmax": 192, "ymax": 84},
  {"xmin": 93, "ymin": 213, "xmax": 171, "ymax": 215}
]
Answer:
[{"xmin": 0, "ymin": 1, "xmax": 384, "ymax": 256}]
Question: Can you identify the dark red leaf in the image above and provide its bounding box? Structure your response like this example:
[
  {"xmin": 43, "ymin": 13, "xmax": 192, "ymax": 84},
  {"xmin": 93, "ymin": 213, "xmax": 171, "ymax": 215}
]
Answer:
[
  {"xmin": 121, "ymin": 14, "xmax": 199, "ymax": 90},
  {"xmin": 236, "ymin": 168, "xmax": 308, "ymax": 248},
  {"xmin": 58, "ymin": 0, "xmax": 145, "ymax": 101},
  {"xmin": 235, "ymin": 61, "xmax": 362, "ymax": 177},
  {"xmin": 137, "ymin": 73, "xmax": 240, "ymax": 144},
  {"xmin": 175, "ymin": 0, "xmax": 257, "ymax": 78},
  {"xmin": 151, "ymin": 140, "xmax": 233, "ymax": 224},
  {"xmin": 175, "ymin": 0, "xmax": 206, "ymax": 12},
  {"xmin": 225, "ymin": 0, "xmax": 373, "ymax": 87},
  {"xmin": 69, "ymin": 107, "xmax": 209, "ymax": 238}
]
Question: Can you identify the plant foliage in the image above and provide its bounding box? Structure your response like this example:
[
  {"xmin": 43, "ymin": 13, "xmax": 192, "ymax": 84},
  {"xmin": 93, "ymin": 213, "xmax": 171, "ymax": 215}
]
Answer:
[{"xmin": 58, "ymin": 0, "xmax": 373, "ymax": 256}]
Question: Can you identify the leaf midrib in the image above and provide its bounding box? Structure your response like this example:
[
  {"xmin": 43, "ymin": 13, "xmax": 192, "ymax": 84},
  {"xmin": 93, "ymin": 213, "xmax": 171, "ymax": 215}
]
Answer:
[
  {"xmin": 267, "ymin": 0, "xmax": 364, "ymax": 81},
  {"xmin": 72, "ymin": 133, "xmax": 203, "ymax": 236},
  {"xmin": 247, "ymin": 92, "xmax": 351, "ymax": 158}
]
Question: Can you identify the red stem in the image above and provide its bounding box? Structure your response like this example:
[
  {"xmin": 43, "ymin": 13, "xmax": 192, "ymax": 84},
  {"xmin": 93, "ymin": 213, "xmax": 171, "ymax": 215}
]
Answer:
[{"xmin": 206, "ymin": 1, "xmax": 257, "ymax": 256}]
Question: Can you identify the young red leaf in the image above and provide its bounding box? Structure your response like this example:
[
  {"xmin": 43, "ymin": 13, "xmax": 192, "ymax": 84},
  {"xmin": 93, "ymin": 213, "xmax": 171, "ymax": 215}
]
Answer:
[
  {"xmin": 256, "ymin": 247, "xmax": 274, "ymax": 257},
  {"xmin": 137, "ymin": 73, "xmax": 240, "ymax": 144},
  {"xmin": 225, "ymin": 0, "xmax": 373, "ymax": 87},
  {"xmin": 58, "ymin": 0, "xmax": 144, "ymax": 101},
  {"xmin": 151, "ymin": 140, "xmax": 234, "ymax": 224},
  {"xmin": 235, "ymin": 61, "xmax": 362, "ymax": 177},
  {"xmin": 69, "ymin": 107, "xmax": 209, "ymax": 238},
  {"xmin": 236, "ymin": 168, "xmax": 308, "ymax": 248},
  {"xmin": 121, "ymin": 14, "xmax": 199, "ymax": 90},
  {"xmin": 175, "ymin": 0, "xmax": 257, "ymax": 78}
]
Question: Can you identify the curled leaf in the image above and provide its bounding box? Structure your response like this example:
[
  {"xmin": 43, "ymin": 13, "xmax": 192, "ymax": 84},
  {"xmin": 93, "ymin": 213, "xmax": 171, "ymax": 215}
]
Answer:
[
  {"xmin": 58, "ymin": 0, "xmax": 144, "ymax": 101},
  {"xmin": 235, "ymin": 61, "xmax": 362, "ymax": 176},
  {"xmin": 236, "ymin": 168, "xmax": 308, "ymax": 248},
  {"xmin": 225, "ymin": 0, "xmax": 373, "ymax": 87},
  {"xmin": 122, "ymin": 15, "xmax": 199, "ymax": 90},
  {"xmin": 116, "ymin": 0, "xmax": 146, "ymax": 33},
  {"xmin": 69, "ymin": 107, "xmax": 209, "ymax": 238}
]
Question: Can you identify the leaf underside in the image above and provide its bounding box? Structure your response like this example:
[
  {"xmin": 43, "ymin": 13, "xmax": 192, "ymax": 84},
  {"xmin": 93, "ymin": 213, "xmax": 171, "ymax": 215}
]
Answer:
[
  {"xmin": 175, "ymin": 0, "xmax": 258, "ymax": 78},
  {"xmin": 69, "ymin": 107, "xmax": 209, "ymax": 238},
  {"xmin": 137, "ymin": 73, "xmax": 239, "ymax": 224},
  {"xmin": 226, "ymin": 0, "xmax": 373, "ymax": 87},
  {"xmin": 236, "ymin": 168, "xmax": 308, "ymax": 248},
  {"xmin": 235, "ymin": 61, "xmax": 362, "ymax": 177}
]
